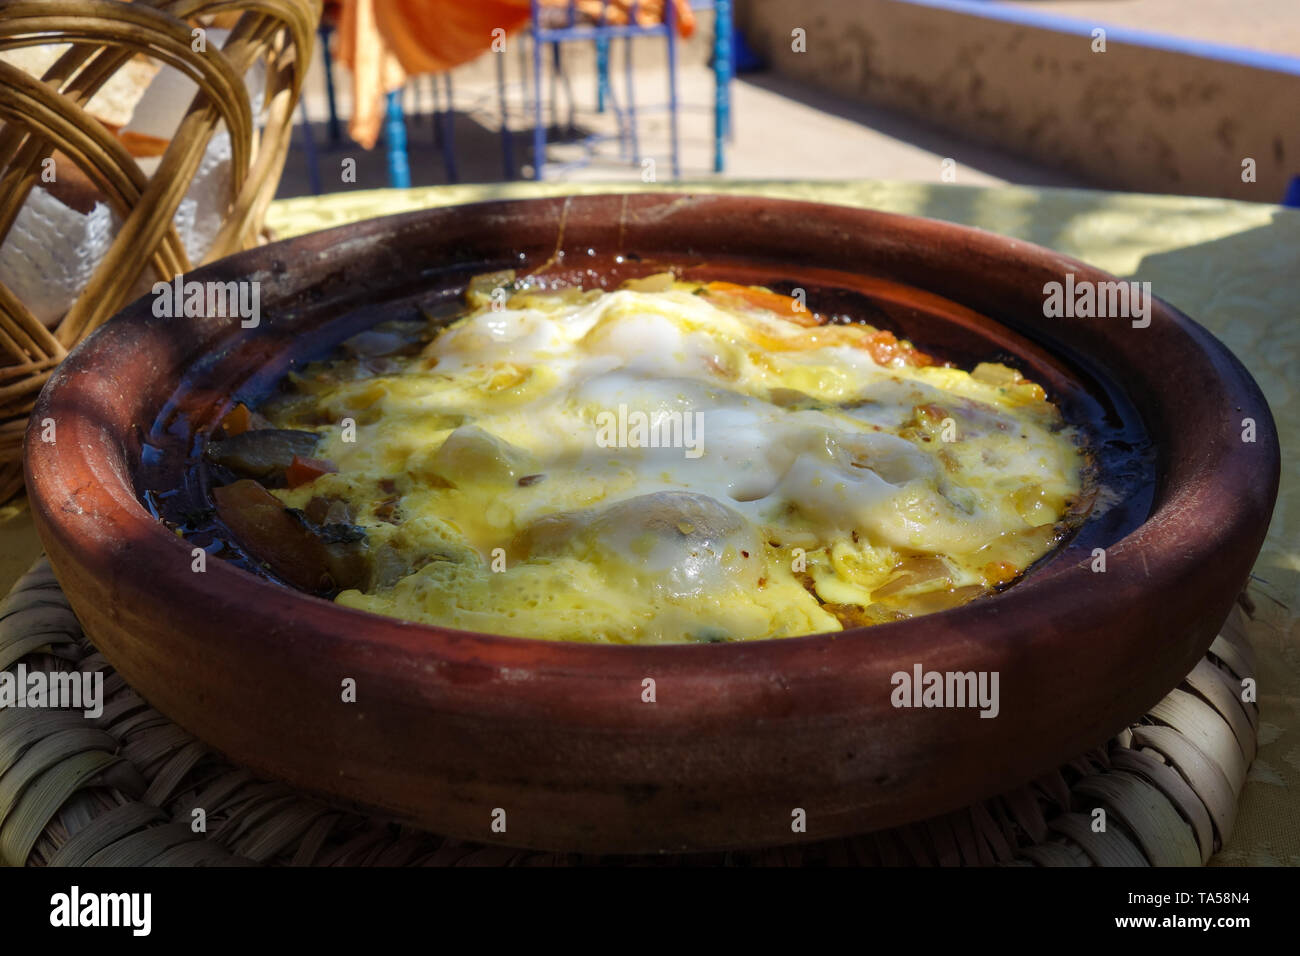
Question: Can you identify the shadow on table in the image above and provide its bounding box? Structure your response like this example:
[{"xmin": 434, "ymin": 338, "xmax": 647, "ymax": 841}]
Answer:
[{"xmin": 916, "ymin": 187, "xmax": 1298, "ymax": 610}]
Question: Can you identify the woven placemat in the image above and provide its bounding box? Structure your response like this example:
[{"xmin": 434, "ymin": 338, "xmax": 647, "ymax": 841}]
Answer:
[{"xmin": 0, "ymin": 557, "xmax": 1262, "ymax": 866}]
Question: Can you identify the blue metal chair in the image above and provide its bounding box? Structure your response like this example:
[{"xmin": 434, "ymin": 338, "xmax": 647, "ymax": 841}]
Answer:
[
  {"xmin": 588, "ymin": 2, "xmax": 731, "ymax": 172},
  {"xmin": 381, "ymin": 70, "xmax": 462, "ymax": 190},
  {"xmin": 1284, "ymin": 175, "xmax": 1300, "ymax": 207},
  {"xmin": 712, "ymin": 0, "xmax": 731, "ymax": 173},
  {"xmin": 307, "ymin": 2, "xmax": 712, "ymax": 188},
  {"xmin": 384, "ymin": 89, "xmax": 412, "ymax": 189},
  {"xmin": 297, "ymin": 97, "xmax": 324, "ymax": 195},
  {"xmin": 295, "ymin": 21, "xmax": 343, "ymax": 195},
  {"xmin": 528, "ymin": 0, "xmax": 681, "ymax": 181},
  {"xmin": 318, "ymin": 20, "xmax": 342, "ymax": 146}
]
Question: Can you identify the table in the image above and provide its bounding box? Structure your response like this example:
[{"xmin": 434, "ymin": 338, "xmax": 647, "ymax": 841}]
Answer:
[{"xmin": 7, "ymin": 181, "xmax": 1297, "ymax": 863}]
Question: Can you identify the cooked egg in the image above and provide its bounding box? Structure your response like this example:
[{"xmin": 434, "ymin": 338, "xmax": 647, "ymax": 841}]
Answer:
[{"xmin": 264, "ymin": 275, "xmax": 1088, "ymax": 644}]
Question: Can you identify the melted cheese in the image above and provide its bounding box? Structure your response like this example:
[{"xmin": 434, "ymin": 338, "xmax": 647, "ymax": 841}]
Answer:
[{"xmin": 267, "ymin": 279, "xmax": 1087, "ymax": 644}]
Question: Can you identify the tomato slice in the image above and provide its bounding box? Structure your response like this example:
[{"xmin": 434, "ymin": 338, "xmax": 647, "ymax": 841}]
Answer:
[
  {"xmin": 862, "ymin": 329, "xmax": 936, "ymax": 368},
  {"xmin": 286, "ymin": 455, "xmax": 338, "ymax": 488},
  {"xmin": 219, "ymin": 403, "xmax": 252, "ymax": 437},
  {"xmin": 703, "ymin": 281, "xmax": 823, "ymax": 327}
]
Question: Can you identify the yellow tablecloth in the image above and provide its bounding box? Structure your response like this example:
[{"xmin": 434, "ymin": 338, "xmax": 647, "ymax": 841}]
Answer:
[{"xmin": 6, "ymin": 181, "xmax": 1297, "ymax": 863}]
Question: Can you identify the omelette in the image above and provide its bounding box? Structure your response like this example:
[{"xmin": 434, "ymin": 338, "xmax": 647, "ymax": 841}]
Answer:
[{"xmin": 214, "ymin": 273, "xmax": 1089, "ymax": 644}]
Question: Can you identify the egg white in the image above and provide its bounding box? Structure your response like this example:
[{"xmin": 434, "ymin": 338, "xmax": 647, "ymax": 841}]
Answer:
[{"xmin": 268, "ymin": 280, "xmax": 1086, "ymax": 643}]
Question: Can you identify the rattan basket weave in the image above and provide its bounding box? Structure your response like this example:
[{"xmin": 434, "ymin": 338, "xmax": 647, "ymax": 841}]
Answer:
[
  {"xmin": 0, "ymin": 0, "xmax": 320, "ymax": 503},
  {"xmin": 0, "ymin": 557, "xmax": 1267, "ymax": 866}
]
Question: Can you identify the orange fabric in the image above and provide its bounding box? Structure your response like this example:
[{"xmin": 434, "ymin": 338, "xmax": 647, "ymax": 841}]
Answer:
[
  {"xmin": 336, "ymin": 1, "xmax": 419, "ymax": 149},
  {"xmin": 335, "ymin": 0, "xmax": 695, "ymax": 149},
  {"xmin": 562, "ymin": 1, "xmax": 695, "ymax": 35}
]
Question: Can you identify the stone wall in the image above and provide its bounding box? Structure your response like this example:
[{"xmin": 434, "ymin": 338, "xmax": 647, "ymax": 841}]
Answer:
[{"xmin": 736, "ymin": 0, "xmax": 1297, "ymax": 200}]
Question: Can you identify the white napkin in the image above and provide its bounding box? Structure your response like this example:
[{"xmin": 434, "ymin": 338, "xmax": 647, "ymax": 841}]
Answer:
[{"xmin": 0, "ymin": 32, "xmax": 266, "ymax": 329}]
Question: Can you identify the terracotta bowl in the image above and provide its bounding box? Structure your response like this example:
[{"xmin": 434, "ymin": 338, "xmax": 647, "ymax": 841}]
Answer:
[{"xmin": 26, "ymin": 194, "xmax": 1279, "ymax": 853}]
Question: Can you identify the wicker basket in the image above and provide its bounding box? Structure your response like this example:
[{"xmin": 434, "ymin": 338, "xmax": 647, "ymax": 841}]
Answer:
[
  {"xmin": 0, "ymin": 0, "xmax": 320, "ymax": 503},
  {"xmin": 0, "ymin": 557, "xmax": 1268, "ymax": 866}
]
